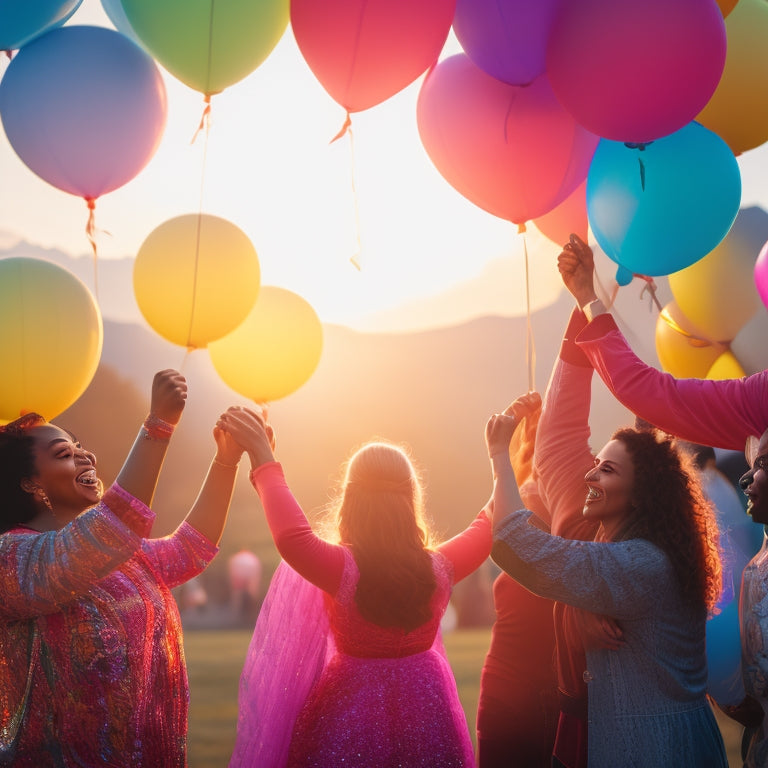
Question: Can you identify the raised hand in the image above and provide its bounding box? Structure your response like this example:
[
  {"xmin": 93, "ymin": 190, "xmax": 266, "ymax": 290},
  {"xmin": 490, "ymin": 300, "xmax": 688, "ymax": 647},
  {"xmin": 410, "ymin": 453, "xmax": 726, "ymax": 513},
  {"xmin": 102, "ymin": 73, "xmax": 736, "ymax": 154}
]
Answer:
[
  {"xmin": 150, "ymin": 369, "xmax": 187, "ymax": 426},
  {"xmin": 557, "ymin": 233, "xmax": 597, "ymax": 308},
  {"xmin": 217, "ymin": 406, "xmax": 276, "ymax": 469}
]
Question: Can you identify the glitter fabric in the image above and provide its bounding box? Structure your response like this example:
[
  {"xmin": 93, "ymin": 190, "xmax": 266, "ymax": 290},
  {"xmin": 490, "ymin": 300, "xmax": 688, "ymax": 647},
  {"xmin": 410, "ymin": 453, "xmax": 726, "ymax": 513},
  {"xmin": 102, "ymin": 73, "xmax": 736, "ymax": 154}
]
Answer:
[
  {"xmin": 0, "ymin": 483, "xmax": 218, "ymax": 767},
  {"xmin": 232, "ymin": 462, "xmax": 488, "ymax": 768}
]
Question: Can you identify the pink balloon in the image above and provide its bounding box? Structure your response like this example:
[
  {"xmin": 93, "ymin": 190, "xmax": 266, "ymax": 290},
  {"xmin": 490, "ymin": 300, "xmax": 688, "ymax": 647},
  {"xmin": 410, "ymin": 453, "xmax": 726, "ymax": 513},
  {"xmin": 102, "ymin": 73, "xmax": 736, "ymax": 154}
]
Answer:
[
  {"xmin": 546, "ymin": 0, "xmax": 726, "ymax": 143},
  {"xmin": 533, "ymin": 179, "xmax": 587, "ymax": 247},
  {"xmin": 291, "ymin": 0, "xmax": 455, "ymax": 113},
  {"xmin": 756, "ymin": 240, "xmax": 768, "ymax": 311},
  {"xmin": 417, "ymin": 55, "xmax": 598, "ymax": 225},
  {"xmin": 452, "ymin": 0, "xmax": 559, "ymax": 85}
]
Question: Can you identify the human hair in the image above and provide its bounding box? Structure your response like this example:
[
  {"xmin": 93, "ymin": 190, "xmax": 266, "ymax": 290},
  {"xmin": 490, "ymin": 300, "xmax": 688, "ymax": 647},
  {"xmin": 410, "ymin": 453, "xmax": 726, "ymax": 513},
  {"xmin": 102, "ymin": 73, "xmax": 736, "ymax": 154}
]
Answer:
[
  {"xmin": 0, "ymin": 413, "xmax": 47, "ymax": 533},
  {"xmin": 610, "ymin": 427, "xmax": 722, "ymax": 614},
  {"xmin": 334, "ymin": 441, "xmax": 437, "ymax": 632}
]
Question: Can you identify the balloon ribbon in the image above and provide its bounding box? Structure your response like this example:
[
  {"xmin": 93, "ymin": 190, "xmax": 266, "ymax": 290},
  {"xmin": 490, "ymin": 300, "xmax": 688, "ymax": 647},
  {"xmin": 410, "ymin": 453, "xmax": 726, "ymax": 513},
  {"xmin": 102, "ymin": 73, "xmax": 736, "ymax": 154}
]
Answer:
[
  {"xmin": 84, "ymin": 197, "xmax": 99, "ymax": 299},
  {"xmin": 519, "ymin": 222, "xmax": 536, "ymax": 392}
]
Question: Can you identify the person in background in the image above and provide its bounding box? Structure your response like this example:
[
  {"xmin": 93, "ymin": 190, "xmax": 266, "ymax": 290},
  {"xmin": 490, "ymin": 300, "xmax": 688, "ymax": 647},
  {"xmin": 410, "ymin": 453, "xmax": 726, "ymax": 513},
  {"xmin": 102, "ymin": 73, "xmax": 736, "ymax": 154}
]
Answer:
[
  {"xmin": 222, "ymin": 406, "xmax": 492, "ymax": 768},
  {"xmin": 486, "ymin": 384, "xmax": 728, "ymax": 766},
  {"xmin": 0, "ymin": 370, "xmax": 242, "ymax": 767}
]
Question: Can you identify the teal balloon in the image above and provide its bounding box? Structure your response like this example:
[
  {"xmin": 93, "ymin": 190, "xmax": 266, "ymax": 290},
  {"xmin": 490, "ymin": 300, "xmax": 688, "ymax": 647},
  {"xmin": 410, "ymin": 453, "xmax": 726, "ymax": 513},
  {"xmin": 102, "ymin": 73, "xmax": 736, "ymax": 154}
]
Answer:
[
  {"xmin": 587, "ymin": 122, "xmax": 741, "ymax": 278},
  {"xmin": 615, "ymin": 265, "xmax": 634, "ymax": 286},
  {"xmin": 0, "ymin": 0, "xmax": 82, "ymax": 50},
  {"xmin": 706, "ymin": 599, "xmax": 744, "ymax": 706}
]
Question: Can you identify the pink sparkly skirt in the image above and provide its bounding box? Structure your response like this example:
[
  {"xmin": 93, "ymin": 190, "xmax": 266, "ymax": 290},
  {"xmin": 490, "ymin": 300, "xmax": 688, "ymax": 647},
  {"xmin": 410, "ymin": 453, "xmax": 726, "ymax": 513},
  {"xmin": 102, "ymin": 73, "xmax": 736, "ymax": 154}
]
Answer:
[{"xmin": 287, "ymin": 648, "xmax": 475, "ymax": 768}]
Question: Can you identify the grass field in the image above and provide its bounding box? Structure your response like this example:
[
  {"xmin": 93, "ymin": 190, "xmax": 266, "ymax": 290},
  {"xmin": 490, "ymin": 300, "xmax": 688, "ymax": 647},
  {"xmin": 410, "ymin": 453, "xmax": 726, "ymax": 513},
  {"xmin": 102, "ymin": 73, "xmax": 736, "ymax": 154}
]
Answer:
[{"xmin": 184, "ymin": 628, "xmax": 744, "ymax": 767}]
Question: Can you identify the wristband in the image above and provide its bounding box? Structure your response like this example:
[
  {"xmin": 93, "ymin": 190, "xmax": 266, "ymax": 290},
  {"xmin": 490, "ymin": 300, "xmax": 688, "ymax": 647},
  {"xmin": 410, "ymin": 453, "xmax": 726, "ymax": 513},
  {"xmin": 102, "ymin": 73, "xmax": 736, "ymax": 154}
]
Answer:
[
  {"xmin": 582, "ymin": 298, "xmax": 606, "ymax": 323},
  {"xmin": 142, "ymin": 413, "xmax": 175, "ymax": 441}
]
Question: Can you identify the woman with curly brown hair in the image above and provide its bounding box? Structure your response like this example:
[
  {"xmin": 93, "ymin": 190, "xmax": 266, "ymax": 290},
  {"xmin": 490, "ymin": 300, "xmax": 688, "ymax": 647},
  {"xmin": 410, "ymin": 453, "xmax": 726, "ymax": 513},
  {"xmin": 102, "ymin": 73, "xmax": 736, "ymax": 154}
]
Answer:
[{"xmin": 486, "ymin": 385, "xmax": 728, "ymax": 767}]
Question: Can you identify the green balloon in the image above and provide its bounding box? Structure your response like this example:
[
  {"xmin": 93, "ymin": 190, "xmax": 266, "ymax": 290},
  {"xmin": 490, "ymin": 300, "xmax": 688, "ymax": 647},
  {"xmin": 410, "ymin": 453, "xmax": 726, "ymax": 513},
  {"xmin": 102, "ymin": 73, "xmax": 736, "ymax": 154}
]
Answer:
[{"xmin": 121, "ymin": 0, "xmax": 289, "ymax": 95}]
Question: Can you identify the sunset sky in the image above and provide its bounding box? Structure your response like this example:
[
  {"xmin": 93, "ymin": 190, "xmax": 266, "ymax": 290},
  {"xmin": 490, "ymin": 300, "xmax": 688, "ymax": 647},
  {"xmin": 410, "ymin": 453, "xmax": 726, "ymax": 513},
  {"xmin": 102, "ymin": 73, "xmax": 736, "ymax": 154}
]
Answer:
[{"xmin": 1, "ymin": 0, "xmax": 768, "ymax": 335}]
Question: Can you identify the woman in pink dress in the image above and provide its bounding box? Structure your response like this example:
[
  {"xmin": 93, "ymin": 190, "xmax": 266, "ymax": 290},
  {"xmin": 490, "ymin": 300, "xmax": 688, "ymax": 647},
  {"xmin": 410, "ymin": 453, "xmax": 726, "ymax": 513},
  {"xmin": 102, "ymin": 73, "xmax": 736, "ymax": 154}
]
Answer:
[
  {"xmin": 0, "ymin": 370, "xmax": 242, "ymax": 767},
  {"xmin": 222, "ymin": 406, "xmax": 493, "ymax": 768}
]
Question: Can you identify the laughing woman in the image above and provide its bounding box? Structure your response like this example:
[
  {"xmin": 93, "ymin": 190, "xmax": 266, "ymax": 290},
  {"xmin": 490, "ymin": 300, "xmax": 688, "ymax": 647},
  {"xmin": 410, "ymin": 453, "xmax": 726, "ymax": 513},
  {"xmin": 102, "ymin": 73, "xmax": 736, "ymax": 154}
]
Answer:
[
  {"xmin": 485, "ymin": 398, "xmax": 728, "ymax": 767},
  {"xmin": 0, "ymin": 370, "xmax": 241, "ymax": 767}
]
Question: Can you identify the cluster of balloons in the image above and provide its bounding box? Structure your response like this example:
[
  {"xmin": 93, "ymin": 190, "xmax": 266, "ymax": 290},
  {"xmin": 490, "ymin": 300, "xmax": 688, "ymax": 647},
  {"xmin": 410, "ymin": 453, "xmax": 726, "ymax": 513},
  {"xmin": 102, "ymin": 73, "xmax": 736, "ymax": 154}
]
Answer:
[
  {"xmin": 0, "ymin": 0, "xmax": 324, "ymax": 417},
  {"xmin": 133, "ymin": 213, "xmax": 323, "ymax": 405}
]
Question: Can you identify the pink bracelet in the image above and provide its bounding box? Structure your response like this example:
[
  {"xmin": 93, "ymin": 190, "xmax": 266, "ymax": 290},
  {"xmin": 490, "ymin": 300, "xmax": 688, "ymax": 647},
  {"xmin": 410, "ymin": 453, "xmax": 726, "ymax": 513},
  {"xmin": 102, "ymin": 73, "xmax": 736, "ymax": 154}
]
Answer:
[{"xmin": 142, "ymin": 413, "xmax": 175, "ymax": 441}]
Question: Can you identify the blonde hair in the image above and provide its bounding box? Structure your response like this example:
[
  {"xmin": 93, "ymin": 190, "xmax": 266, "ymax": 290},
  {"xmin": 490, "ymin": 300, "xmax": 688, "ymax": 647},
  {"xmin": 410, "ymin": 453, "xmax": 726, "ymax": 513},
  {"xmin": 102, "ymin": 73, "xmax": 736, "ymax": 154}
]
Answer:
[{"xmin": 335, "ymin": 441, "xmax": 436, "ymax": 631}]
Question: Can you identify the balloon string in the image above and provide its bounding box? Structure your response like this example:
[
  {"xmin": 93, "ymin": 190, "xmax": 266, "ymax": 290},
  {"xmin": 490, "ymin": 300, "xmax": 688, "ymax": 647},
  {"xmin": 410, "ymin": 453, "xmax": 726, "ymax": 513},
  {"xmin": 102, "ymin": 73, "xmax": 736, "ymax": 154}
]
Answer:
[
  {"xmin": 659, "ymin": 306, "xmax": 730, "ymax": 353},
  {"xmin": 85, "ymin": 197, "xmax": 99, "ymax": 300},
  {"xmin": 519, "ymin": 223, "xmax": 536, "ymax": 392},
  {"xmin": 633, "ymin": 273, "xmax": 663, "ymax": 312},
  {"xmin": 347, "ymin": 122, "xmax": 362, "ymax": 270},
  {"xmin": 330, "ymin": 111, "xmax": 352, "ymax": 144},
  {"xmin": 191, "ymin": 94, "xmax": 212, "ymax": 145}
]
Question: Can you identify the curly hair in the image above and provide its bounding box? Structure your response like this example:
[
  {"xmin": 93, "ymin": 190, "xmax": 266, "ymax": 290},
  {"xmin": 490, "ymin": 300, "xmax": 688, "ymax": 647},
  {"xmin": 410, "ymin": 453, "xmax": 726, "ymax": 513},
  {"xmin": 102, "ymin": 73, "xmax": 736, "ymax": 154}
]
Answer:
[
  {"xmin": 611, "ymin": 427, "xmax": 722, "ymax": 614},
  {"xmin": 334, "ymin": 441, "xmax": 437, "ymax": 632},
  {"xmin": 0, "ymin": 413, "xmax": 47, "ymax": 533}
]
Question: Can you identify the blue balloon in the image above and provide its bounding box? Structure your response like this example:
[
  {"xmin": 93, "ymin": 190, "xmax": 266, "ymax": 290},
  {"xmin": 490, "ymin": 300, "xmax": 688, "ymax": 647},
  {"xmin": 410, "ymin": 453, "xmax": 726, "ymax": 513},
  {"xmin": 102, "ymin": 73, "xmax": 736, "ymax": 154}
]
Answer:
[
  {"xmin": 100, "ymin": 0, "xmax": 143, "ymax": 48},
  {"xmin": 706, "ymin": 598, "xmax": 744, "ymax": 706},
  {"xmin": 587, "ymin": 122, "xmax": 741, "ymax": 281},
  {"xmin": 0, "ymin": 0, "xmax": 82, "ymax": 50}
]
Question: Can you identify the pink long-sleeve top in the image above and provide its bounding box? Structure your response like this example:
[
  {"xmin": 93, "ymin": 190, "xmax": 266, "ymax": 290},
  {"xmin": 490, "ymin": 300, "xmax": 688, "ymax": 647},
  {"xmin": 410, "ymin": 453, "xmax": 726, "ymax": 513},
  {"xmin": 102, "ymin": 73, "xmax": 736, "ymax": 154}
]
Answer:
[
  {"xmin": 535, "ymin": 308, "xmax": 600, "ymax": 701},
  {"xmin": 576, "ymin": 313, "xmax": 768, "ymax": 449},
  {"xmin": 0, "ymin": 483, "xmax": 218, "ymax": 768},
  {"xmin": 250, "ymin": 461, "xmax": 491, "ymax": 600}
]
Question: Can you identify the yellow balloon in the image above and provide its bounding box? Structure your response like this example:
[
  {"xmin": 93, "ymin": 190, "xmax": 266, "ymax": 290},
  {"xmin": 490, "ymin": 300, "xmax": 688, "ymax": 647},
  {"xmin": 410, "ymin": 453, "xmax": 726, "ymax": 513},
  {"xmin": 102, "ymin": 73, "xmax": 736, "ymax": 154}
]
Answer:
[
  {"xmin": 133, "ymin": 214, "xmax": 260, "ymax": 349},
  {"xmin": 706, "ymin": 350, "xmax": 746, "ymax": 380},
  {"xmin": 668, "ymin": 207, "xmax": 765, "ymax": 342},
  {"xmin": 697, "ymin": 0, "xmax": 768, "ymax": 154},
  {"xmin": 0, "ymin": 258, "xmax": 103, "ymax": 423},
  {"xmin": 208, "ymin": 286, "xmax": 323, "ymax": 403},
  {"xmin": 655, "ymin": 302, "xmax": 722, "ymax": 378}
]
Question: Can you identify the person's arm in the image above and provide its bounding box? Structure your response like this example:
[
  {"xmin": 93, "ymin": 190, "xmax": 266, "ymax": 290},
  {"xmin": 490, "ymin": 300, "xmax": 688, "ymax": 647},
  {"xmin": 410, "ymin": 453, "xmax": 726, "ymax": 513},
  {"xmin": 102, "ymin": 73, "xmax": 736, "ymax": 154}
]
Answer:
[
  {"xmin": 0, "ymin": 485, "xmax": 154, "ymax": 621},
  {"xmin": 218, "ymin": 406, "xmax": 346, "ymax": 594},
  {"xmin": 560, "ymin": 234, "xmax": 768, "ymax": 449},
  {"xmin": 436, "ymin": 507, "xmax": 492, "ymax": 583},
  {"xmin": 491, "ymin": 510, "xmax": 668, "ymax": 618},
  {"xmin": 115, "ymin": 369, "xmax": 187, "ymax": 508},
  {"xmin": 535, "ymin": 307, "xmax": 600, "ymax": 541}
]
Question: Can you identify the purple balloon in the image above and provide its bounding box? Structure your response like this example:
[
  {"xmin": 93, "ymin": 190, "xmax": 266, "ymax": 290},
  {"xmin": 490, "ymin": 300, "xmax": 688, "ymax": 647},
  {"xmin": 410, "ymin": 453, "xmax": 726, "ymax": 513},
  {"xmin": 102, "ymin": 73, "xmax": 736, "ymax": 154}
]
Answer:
[
  {"xmin": 0, "ymin": 25, "xmax": 166, "ymax": 200},
  {"xmin": 453, "ymin": 0, "xmax": 559, "ymax": 85},
  {"xmin": 546, "ymin": 0, "xmax": 726, "ymax": 143}
]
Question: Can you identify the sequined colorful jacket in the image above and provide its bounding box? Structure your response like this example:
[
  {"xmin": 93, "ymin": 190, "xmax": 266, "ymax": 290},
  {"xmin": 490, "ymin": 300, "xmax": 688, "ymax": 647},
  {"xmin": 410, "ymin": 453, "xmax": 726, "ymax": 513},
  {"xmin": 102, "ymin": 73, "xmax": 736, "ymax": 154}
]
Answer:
[{"xmin": 0, "ymin": 483, "xmax": 217, "ymax": 767}]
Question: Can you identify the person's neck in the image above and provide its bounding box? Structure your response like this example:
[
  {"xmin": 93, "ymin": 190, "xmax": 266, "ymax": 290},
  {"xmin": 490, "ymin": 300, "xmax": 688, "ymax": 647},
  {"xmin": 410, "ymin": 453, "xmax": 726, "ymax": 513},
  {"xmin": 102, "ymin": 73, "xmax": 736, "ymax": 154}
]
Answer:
[{"xmin": 26, "ymin": 507, "xmax": 78, "ymax": 532}]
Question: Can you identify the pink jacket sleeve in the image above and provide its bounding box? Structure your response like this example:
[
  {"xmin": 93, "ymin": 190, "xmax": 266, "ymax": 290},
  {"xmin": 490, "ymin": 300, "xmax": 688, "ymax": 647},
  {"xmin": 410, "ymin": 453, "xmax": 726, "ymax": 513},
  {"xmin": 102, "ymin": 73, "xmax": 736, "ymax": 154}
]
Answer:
[
  {"xmin": 436, "ymin": 509, "xmax": 492, "ymax": 584},
  {"xmin": 250, "ymin": 462, "xmax": 346, "ymax": 595},
  {"xmin": 577, "ymin": 313, "xmax": 768, "ymax": 450},
  {"xmin": 536, "ymin": 309, "xmax": 601, "ymax": 542}
]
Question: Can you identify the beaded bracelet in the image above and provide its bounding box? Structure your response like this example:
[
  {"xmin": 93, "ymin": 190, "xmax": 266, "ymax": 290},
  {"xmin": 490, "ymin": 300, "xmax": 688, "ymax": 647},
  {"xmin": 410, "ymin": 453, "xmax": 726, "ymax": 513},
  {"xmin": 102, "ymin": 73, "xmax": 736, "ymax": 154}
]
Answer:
[
  {"xmin": 212, "ymin": 458, "xmax": 239, "ymax": 470},
  {"xmin": 142, "ymin": 413, "xmax": 175, "ymax": 441}
]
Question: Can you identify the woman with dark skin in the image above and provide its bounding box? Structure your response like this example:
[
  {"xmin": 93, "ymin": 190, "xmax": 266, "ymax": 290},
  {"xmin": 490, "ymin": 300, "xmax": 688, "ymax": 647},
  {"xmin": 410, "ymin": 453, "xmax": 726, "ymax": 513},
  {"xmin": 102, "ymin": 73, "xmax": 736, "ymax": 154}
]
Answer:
[{"xmin": 0, "ymin": 370, "xmax": 242, "ymax": 767}]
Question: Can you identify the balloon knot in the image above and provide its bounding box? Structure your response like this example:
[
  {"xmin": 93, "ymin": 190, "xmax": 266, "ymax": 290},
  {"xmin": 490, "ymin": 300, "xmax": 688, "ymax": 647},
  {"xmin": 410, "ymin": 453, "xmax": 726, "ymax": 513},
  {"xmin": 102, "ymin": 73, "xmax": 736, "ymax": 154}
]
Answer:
[
  {"xmin": 3, "ymin": 50, "xmax": 12, "ymax": 60},
  {"xmin": 634, "ymin": 274, "xmax": 663, "ymax": 312},
  {"xmin": 330, "ymin": 112, "xmax": 352, "ymax": 144},
  {"xmin": 191, "ymin": 95, "xmax": 213, "ymax": 144},
  {"xmin": 517, "ymin": 222, "xmax": 527, "ymax": 235}
]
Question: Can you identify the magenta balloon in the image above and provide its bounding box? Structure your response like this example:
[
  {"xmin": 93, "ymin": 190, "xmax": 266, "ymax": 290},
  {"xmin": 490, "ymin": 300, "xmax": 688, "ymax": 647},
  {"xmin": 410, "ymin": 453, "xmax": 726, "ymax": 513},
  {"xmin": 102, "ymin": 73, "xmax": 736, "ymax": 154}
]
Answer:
[
  {"xmin": 452, "ymin": 0, "xmax": 559, "ymax": 85},
  {"xmin": 0, "ymin": 25, "xmax": 166, "ymax": 201},
  {"xmin": 546, "ymin": 0, "xmax": 727, "ymax": 143},
  {"xmin": 417, "ymin": 55, "xmax": 599, "ymax": 225},
  {"xmin": 291, "ymin": 0, "xmax": 455, "ymax": 113},
  {"xmin": 756, "ymin": 240, "xmax": 768, "ymax": 312}
]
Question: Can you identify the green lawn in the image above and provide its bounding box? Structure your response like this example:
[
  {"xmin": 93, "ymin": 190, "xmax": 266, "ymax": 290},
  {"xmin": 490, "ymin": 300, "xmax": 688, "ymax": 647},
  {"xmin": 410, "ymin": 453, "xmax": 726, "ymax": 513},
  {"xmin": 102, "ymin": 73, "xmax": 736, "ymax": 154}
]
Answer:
[{"xmin": 184, "ymin": 628, "xmax": 743, "ymax": 767}]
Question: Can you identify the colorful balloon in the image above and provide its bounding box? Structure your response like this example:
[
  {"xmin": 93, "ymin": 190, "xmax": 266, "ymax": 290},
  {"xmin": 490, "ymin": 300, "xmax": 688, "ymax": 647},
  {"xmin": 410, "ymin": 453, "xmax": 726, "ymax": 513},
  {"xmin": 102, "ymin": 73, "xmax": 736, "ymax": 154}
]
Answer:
[
  {"xmin": 0, "ymin": 258, "xmax": 102, "ymax": 423},
  {"xmin": 717, "ymin": 0, "xmax": 740, "ymax": 16},
  {"xmin": 0, "ymin": 26, "xmax": 166, "ymax": 202},
  {"xmin": 669, "ymin": 206, "xmax": 768, "ymax": 343},
  {"xmin": 546, "ymin": 0, "xmax": 726, "ymax": 142},
  {"xmin": 756, "ymin": 238, "xmax": 768, "ymax": 311},
  {"xmin": 133, "ymin": 214, "xmax": 261, "ymax": 350},
  {"xmin": 100, "ymin": 0, "xmax": 143, "ymax": 47},
  {"xmin": 706, "ymin": 351, "xmax": 747, "ymax": 380},
  {"xmin": 655, "ymin": 303, "xmax": 723, "ymax": 379},
  {"xmin": 417, "ymin": 56, "xmax": 598, "ymax": 225},
  {"xmin": 731, "ymin": 307, "xmax": 768, "ymax": 375},
  {"xmin": 291, "ymin": 0, "xmax": 454, "ymax": 113},
  {"xmin": 209, "ymin": 287, "xmax": 323, "ymax": 403},
  {"xmin": 452, "ymin": 0, "xmax": 559, "ymax": 85},
  {"xmin": 532, "ymin": 180, "xmax": 588, "ymax": 247},
  {"xmin": 0, "ymin": 0, "xmax": 81, "ymax": 50},
  {"xmin": 587, "ymin": 122, "xmax": 741, "ymax": 280},
  {"xmin": 120, "ymin": 0, "xmax": 289, "ymax": 95},
  {"xmin": 697, "ymin": 0, "xmax": 768, "ymax": 155}
]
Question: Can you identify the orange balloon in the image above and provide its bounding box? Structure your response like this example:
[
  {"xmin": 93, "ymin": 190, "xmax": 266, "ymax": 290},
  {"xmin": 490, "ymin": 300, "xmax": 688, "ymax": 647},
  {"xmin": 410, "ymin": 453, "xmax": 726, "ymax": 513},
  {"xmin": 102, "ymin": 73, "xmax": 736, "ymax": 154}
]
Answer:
[
  {"xmin": 716, "ymin": 0, "xmax": 739, "ymax": 17},
  {"xmin": 532, "ymin": 179, "xmax": 588, "ymax": 247}
]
